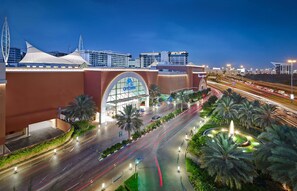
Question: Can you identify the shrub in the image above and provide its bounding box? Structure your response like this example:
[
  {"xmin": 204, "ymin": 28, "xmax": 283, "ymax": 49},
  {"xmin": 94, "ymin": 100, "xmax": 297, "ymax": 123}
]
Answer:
[
  {"xmin": 124, "ymin": 173, "xmax": 138, "ymax": 191},
  {"xmin": 73, "ymin": 120, "xmax": 96, "ymax": 136},
  {"xmin": 208, "ymin": 95, "xmax": 218, "ymax": 104},
  {"xmin": 0, "ymin": 127, "xmax": 74, "ymax": 169},
  {"xmin": 132, "ymin": 131, "xmax": 141, "ymax": 140},
  {"xmin": 115, "ymin": 185, "xmax": 127, "ymax": 191}
]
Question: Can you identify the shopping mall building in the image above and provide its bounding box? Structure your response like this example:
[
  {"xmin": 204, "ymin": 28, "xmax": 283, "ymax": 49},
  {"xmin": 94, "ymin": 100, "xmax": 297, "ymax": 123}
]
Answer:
[{"xmin": 0, "ymin": 49, "xmax": 207, "ymax": 154}]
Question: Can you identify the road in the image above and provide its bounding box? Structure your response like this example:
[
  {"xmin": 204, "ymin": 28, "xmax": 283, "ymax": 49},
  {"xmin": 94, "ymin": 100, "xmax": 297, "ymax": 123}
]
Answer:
[
  {"xmin": 0, "ymin": 102, "xmax": 176, "ymax": 191},
  {"xmin": 221, "ymin": 77, "xmax": 297, "ymax": 112},
  {"xmin": 208, "ymin": 81, "xmax": 297, "ymax": 127},
  {"xmin": 81, "ymin": 91, "xmax": 221, "ymax": 191}
]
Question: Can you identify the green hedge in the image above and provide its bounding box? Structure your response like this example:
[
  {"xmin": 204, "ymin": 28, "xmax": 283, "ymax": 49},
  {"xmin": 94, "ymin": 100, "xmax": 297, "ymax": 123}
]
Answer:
[
  {"xmin": 124, "ymin": 173, "xmax": 138, "ymax": 191},
  {"xmin": 73, "ymin": 120, "xmax": 96, "ymax": 136},
  {"xmin": 115, "ymin": 185, "xmax": 128, "ymax": 191},
  {"xmin": 0, "ymin": 127, "xmax": 74, "ymax": 170}
]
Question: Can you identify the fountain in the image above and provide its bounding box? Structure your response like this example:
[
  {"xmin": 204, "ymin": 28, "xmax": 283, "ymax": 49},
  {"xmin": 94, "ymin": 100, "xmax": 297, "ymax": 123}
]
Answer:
[
  {"xmin": 204, "ymin": 119, "xmax": 260, "ymax": 152},
  {"xmin": 228, "ymin": 120, "xmax": 234, "ymax": 137}
]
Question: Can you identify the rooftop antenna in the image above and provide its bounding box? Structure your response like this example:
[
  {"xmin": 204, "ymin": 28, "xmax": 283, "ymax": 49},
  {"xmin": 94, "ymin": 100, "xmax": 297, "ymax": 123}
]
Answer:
[
  {"xmin": 78, "ymin": 35, "xmax": 83, "ymax": 51},
  {"xmin": 1, "ymin": 17, "xmax": 10, "ymax": 65}
]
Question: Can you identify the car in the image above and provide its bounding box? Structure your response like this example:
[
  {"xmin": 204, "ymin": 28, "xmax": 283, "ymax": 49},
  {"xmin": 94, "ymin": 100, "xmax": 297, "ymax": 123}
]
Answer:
[{"xmin": 151, "ymin": 115, "xmax": 161, "ymax": 121}]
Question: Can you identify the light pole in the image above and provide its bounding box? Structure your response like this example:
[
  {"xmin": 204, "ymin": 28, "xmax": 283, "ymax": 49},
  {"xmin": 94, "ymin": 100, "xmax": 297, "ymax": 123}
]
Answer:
[{"xmin": 288, "ymin": 59, "xmax": 296, "ymax": 103}]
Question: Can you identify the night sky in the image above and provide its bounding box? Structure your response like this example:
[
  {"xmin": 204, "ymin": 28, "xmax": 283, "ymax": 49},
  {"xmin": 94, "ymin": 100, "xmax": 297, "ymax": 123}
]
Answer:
[{"xmin": 1, "ymin": 0, "xmax": 297, "ymax": 68}]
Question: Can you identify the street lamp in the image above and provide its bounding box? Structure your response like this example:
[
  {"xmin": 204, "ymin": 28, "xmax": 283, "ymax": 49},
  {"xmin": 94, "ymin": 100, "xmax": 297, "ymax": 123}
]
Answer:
[
  {"xmin": 101, "ymin": 183, "xmax": 105, "ymax": 190},
  {"xmin": 54, "ymin": 149, "xmax": 57, "ymax": 155},
  {"xmin": 14, "ymin": 166, "xmax": 18, "ymax": 174},
  {"xmin": 76, "ymin": 136, "xmax": 79, "ymax": 142},
  {"xmin": 288, "ymin": 59, "xmax": 296, "ymax": 103},
  {"xmin": 177, "ymin": 166, "xmax": 180, "ymax": 173},
  {"xmin": 178, "ymin": 146, "xmax": 181, "ymax": 152},
  {"xmin": 135, "ymin": 159, "xmax": 139, "ymax": 178},
  {"xmin": 129, "ymin": 163, "xmax": 132, "ymax": 170}
]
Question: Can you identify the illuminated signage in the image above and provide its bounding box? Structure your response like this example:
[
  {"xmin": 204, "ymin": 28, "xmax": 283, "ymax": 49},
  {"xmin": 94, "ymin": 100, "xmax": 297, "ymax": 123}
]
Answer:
[
  {"xmin": 198, "ymin": 74, "xmax": 207, "ymax": 78},
  {"xmin": 123, "ymin": 78, "xmax": 136, "ymax": 91}
]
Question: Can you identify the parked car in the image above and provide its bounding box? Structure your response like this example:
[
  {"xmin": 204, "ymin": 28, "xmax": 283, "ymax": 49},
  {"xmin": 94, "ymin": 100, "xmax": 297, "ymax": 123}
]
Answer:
[{"xmin": 151, "ymin": 115, "xmax": 161, "ymax": 121}]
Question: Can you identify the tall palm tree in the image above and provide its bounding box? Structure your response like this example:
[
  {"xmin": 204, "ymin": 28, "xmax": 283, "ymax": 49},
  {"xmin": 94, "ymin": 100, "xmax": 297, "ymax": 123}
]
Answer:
[
  {"xmin": 62, "ymin": 94, "xmax": 97, "ymax": 122},
  {"xmin": 251, "ymin": 100, "xmax": 261, "ymax": 108},
  {"xmin": 115, "ymin": 104, "xmax": 143, "ymax": 139},
  {"xmin": 255, "ymin": 125, "xmax": 297, "ymax": 191},
  {"xmin": 149, "ymin": 84, "xmax": 160, "ymax": 105},
  {"xmin": 238, "ymin": 100, "xmax": 256, "ymax": 129},
  {"xmin": 231, "ymin": 92, "xmax": 246, "ymax": 104},
  {"xmin": 253, "ymin": 104, "xmax": 278, "ymax": 129},
  {"xmin": 200, "ymin": 133, "xmax": 257, "ymax": 190},
  {"xmin": 178, "ymin": 90, "xmax": 189, "ymax": 111},
  {"xmin": 223, "ymin": 88, "xmax": 233, "ymax": 97},
  {"xmin": 213, "ymin": 96, "xmax": 238, "ymax": 124}
]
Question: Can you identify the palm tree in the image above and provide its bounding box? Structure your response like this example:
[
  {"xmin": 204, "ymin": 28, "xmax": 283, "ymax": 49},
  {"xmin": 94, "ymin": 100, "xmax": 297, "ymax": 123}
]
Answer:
[
  {"xmin": 200, "ymin": 133, "xmax": 257, "ymax": 190},
  {"xmin": 213, "ymin": 96, "xmax": 238, "ymax": 124},
  {"xmin": 231, "ymin": 92, "xmax": 246, "ymax": 104},
  {"xmin": 255, "ymin": 125, "xmax": 297, "ymax": 190},
  {"xmin": 115, "ymin": 104, "xmax": 143, "ymax": 139},
  {"xmin": 223, "ymin": 88, "xmax": 233, "ymax": 97},
  {"xmin": 178, "ymin": 90, "xmax": 189, "ymax": 111},
  {"xmin": 62, "ymin": 94, "xmax": 97, "ymax": 122},
  {"xmin": 238, "ymin": 100, "xmax": 256, "ymax": 129},
  {"xmin": 149, "ymin": 84, "xmax": 160, "ymax": 105},
  {"xmin": 251, "ymin": 100, "xmax": 260, "ymax": 108},
  {"xmin": 253, "ymin": 104, "xmax": 278, "ymax": 129}
]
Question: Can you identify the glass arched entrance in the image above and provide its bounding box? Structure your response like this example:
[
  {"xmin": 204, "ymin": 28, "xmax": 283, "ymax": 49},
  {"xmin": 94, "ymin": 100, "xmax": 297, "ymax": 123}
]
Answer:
[{"xmin": 101, "ymin": 72, "xmax": 149, "ymax": 123}]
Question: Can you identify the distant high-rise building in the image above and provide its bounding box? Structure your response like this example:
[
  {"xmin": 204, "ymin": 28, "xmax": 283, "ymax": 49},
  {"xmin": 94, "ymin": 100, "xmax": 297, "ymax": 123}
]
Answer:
[
  {"xmin": 128, "ymin": 58, "xmax": 140, "ymax": 68},
  {"xmin": 139, "ymin": 51, "xmax": 188, "ymax": 68},
  {"xmin": 81, "ymin": 50, "xmax": 131, "ymax": 67},
  {"xmin": 0, "ymin": 47, "xmax": 21, "ymax": 64},
  {"xmin": 271, "ymin": 62, "xmax": 297, "ymax": 74}
]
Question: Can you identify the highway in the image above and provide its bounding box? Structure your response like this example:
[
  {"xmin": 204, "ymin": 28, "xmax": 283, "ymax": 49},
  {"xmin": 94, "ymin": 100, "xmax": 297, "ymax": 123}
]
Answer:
[
  {"xmin": 222, "ymin": 76, "xmax": 297, "ymax": 111},
  {"xmin": 208, "ymin": 81, "xmax": 297, "ymax": 128}
]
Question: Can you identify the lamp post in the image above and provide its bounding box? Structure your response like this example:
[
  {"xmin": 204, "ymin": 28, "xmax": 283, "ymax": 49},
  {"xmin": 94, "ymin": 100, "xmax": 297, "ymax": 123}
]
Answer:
[
  {"xmin": 288, "ymin": 59, "xmax": 296, "ymax": 103},
  {"xmin": 135, "ymin": 159, "xmax": 139, "ymax": 178}
]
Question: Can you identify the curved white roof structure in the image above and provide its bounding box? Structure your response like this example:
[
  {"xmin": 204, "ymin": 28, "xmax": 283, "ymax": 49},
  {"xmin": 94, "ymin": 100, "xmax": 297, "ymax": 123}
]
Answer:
[{"xmin": 20, "ymin": 42, "xmax": 89, "ymax": 65}]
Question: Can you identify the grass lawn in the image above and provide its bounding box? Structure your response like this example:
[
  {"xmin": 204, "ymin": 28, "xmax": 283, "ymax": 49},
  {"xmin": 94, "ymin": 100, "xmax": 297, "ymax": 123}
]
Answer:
[{"xmin": 124, "ymin": 173, "xmax": 138, "ymax": 191}]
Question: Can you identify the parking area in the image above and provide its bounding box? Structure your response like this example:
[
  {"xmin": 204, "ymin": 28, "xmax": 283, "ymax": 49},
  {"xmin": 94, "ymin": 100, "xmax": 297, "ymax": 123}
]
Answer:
[{"xmin": 5, "ymin": 127, "xmax": 64, "ymax": 152}]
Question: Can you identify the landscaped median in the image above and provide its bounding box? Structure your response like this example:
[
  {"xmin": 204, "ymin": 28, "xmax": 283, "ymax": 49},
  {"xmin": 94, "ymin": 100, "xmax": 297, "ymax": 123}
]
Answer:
[
  {"xmin": 99, "ymin": 108, "xmax": 184, "ymax": 160},
  {"xmin": 0, "ymin": 127, "xmax": 74, "ymax": 170}
]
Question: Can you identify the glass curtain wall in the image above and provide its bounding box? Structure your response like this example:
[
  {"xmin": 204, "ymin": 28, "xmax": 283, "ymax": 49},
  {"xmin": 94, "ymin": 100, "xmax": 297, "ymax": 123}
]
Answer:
[{"xmin": 106, "ymin": 77, "xmax": 146, "ymax": 117}]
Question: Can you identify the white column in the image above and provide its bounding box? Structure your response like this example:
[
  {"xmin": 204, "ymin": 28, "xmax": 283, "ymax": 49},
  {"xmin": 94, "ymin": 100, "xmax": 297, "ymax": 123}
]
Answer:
[
  {"xmin": 145, "ymin": 96, "xmax": 150, "ymax": 110},
  {"xmin": 25, "ymin": 127, "xmax": 30, "ymax": 137}
]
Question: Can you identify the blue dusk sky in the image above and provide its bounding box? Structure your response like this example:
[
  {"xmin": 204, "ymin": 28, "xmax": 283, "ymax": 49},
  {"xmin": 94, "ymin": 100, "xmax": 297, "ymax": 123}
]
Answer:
[{"xmin": 1, "ymin": 0, "xmax": 297, "ymax": 68}]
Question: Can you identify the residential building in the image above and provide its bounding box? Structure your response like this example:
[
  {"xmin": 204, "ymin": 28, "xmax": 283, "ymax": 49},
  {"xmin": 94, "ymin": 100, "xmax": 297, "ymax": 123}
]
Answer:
[
  {"xmin": 80, "ymin": 50, "xmax": 131, "ymax": 67},
  {"xmin": 128, "ymin": 58, "xmax": 140, "ymax": 68},
  {"xmin": 0, "ymin": 47, "xmax": 22, "ymax": 65},
  {"xmin": 272, "ymin": 62, "xmax": 297, "ymax": 74},
  {"xmin": 140, "ymin": 51, "xmax": 188, "ymax": 68}
]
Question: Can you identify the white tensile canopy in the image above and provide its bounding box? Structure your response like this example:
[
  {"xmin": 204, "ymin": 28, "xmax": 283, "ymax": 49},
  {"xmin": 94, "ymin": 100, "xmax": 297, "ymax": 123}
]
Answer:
[{"xmin": 20, "ymin": 42, "xmax": 89, "ymax": 65}]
